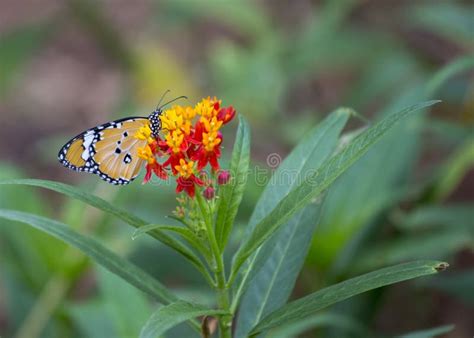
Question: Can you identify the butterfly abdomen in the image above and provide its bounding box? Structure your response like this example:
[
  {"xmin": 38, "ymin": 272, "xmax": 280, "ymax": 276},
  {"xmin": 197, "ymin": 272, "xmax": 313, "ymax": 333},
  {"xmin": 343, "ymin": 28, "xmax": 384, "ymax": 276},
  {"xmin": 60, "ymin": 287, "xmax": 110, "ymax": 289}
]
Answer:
[{"xmin": 148, "ymin": 109, "xmax": 162, "ymax": 137}]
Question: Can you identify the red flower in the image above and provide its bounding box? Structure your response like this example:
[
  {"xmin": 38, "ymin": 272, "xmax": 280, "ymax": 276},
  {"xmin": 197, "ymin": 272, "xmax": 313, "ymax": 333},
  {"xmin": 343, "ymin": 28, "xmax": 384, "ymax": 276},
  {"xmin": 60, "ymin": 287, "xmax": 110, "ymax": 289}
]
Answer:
[
  {"xmin": 217, "ymin": 106, "xmax": 236, "ymax": 124},
  {"xmin": 143, "ymin": 162, "xmax": 168, "ymax": 183},
  {"xmin": 192, "ymin": 118, "xmax": 223, "ymax": 171},
  {"xmin": 174, "ymin": 159, "xmax": 204, "ymax": 197},
  {"xmin": 193, "ymin": 143, "xmax": 221, "ymax": 171},
  {"xmin": 162, "ymin": 152, "xmax": 186, "ymax": 175},
  {"xmin": 176, "ymin": 176, "xmax": 204, "ymax": 197},
  {"xmin": 135, "ymin": 97, "xmax": 237, "ymax": 198}
]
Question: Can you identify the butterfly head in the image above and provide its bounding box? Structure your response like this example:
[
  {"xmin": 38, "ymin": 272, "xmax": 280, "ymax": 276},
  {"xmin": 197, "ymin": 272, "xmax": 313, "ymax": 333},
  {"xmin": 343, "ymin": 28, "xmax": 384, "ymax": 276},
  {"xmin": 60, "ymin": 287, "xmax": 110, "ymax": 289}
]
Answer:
[
  {"xmin": 148, "ymin": 109, "xmax": 163, "ymax": 138},
  {"xmin": 148, "ymin": 94, "xmax": 188, "ymax": 137}
]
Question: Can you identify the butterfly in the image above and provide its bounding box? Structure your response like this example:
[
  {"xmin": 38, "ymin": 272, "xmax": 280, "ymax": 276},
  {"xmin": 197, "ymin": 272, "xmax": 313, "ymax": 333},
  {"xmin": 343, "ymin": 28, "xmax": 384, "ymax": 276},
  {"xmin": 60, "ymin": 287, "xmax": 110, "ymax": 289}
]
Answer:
[{"xmin": 58, "ymin": 94, "xmax": 185, "ymax": 185}]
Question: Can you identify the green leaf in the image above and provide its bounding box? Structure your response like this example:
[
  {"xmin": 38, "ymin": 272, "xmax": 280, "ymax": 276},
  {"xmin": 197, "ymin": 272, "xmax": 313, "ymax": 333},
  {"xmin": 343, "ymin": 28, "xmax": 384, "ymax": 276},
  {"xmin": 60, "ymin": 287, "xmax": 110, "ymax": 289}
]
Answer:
[
  {"xmin": 231, "ymin": 100, "xmax": 440, "ymax": 280},
  {"xmin": 234, "ymin": 108, "xmax": 350, "ymax": 337},
  {"xmin": 0, "ymin": 179, "xmax": 208, "ymax": 278},
  {"xmin": 0, "ymin": 166, "xmax": 66, "ymax": 285},
  {"xmin": 133, "ymin": 224, "xmax": 212, "ymax": 262},
  {"xmin": 396, "ymin": 324, "xmax": 455, "ymax": 338},
  {"xmin": 139, "ymin": 301, "xmax": 227, "ymax": 338},
  {"xmin": 425, "ymin": 55, "xmax": 474, "ymax": 97},
  {"xmin": 0, "ymin": 209, "xmax": 177, "ymax": 305},
  {"xmin": 235, "ymin": 208, "xmax": 323, "ymax": 338},
  {"xmin": 398, "ymin": 203, "xmax": 474, "ymax": 230},
  {"xmin": 215, "ymin": 114, "xmax": 251, "ymax": 251},
  {"xmin": 97, "ymin": 267, "xmax": 151, "ymax": 338},
  {"xmin": 432, "ymin": 137, "xmax": 474, "ymax": 201},
  {"xmin": 268, "ymin": 313, "xmax": 370, "ymax": 338},
  {"xmin": 249, "ymin": 260, "xmax": 448, "ymax": 335},
  {"xmin": 311, "ymin": 88, "xmax": 427, "ymax": 269},
  {"xmin": 0, "ymin": 179, "xmax": 147, "ymax": 226}
]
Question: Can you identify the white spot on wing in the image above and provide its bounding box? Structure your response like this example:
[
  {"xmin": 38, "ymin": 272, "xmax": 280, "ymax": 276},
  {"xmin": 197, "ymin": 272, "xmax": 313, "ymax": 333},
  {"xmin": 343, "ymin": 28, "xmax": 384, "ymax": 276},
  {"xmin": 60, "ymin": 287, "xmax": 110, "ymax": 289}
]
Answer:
[{"xmin": 81, "ymin": 131, "xmax": 95, "ymax": 160}]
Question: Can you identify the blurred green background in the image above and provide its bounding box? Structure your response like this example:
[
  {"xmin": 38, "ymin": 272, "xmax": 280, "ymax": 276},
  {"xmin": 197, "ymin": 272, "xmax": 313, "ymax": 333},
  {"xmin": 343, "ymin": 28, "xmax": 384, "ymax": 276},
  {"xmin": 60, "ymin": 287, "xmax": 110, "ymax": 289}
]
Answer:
[{"xmin": 0, "ymin": 0, "xmax": 473, "ymax": 337}]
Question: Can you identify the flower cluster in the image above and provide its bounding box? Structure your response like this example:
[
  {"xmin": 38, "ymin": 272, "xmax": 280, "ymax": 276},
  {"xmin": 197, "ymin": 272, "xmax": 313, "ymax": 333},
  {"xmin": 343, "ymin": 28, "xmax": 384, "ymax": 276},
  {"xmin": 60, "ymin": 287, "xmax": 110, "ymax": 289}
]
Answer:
[{"xmin": 135, "ymin": 97, "xmax": 236, "ymax": 198}]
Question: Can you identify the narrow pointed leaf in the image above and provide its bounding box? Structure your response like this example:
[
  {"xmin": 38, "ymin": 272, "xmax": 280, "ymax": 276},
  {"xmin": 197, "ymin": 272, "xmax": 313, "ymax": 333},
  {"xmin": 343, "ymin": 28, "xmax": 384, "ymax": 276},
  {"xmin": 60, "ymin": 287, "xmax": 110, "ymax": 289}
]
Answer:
[
  {"xmin": 399, "ymin": 203, "xmax": 474, "ymax": 230},
  {"xmin": 133, "ymin": 224, "xmax": 212, "ymax": 262},
  {"xmin": 0, "ymin": 209, "xmax": 177, "ymax": 304},
  {"xmin": 432, "ymin": 137, "xmax": 474, "ymax": 200},
  {"xmin": 249, "ymin": 260, "xmax": 448, "ymax": 335},
  {"xmin": 215, "ymin": 114, "xmax": 251, "ymax": 250},
  {"xmin": 133, "ymin": 223, "xmax": 170, "ymax": 239},
  {"xmin": 97, "ymin": 267, "xmax": 151, "ymax": 338},
  {"xmin": 0, "ymin": 179, "xmax": 146, "ymax": 225},
  {"xmin": 139, "ymin": 301, "xmax": 227, "ymax": 338},
  {"xmin": 236, "ymin": 207, "xmax": 322, "ymax": 338},
  {"xmin": 425, "ymin": 55, "xmax": 474, "ymax": 96},
  {"xmin": 235, "ymin": 108, "xmax": 350, "ymax": 337},
  {"xmin": 0, "ymin": 179, "xmax": 207, "ymax": 275},
  {"xmin": 269, "ymin": 313, "xmax": 370, "ymax": 338},
  {"xmin": 311, "ymin": 89, "xmax": 427, "ymax": 270},
  {"xmin": 231, "ymin": 100, "xmax": 440, "ymax": 279},
  {"xmin": 396, "ymin": 324, "xmax": 455, "ymax": 338}
]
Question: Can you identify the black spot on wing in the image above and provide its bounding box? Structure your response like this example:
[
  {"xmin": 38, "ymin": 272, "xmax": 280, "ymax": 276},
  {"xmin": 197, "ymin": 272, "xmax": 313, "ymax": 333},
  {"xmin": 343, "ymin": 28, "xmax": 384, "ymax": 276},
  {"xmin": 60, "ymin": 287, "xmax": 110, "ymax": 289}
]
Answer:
[
  {"xmin": 123, "ymin": 153, "xmax": 132, "ymax": 164},
  {"xmin": 58, "ymin": 115, "xmax": 150, "ymax": 185}
]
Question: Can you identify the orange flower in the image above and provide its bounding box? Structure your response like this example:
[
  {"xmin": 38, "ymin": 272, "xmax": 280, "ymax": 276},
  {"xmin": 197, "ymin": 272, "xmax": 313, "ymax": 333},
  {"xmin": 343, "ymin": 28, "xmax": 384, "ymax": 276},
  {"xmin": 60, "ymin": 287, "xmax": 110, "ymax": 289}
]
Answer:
[
  {"xmin": 137, "ymin": 141, "xmax": 167, "ymax": 182},
  {"xmin": 174, "ymin": 159, "xmax": 204, "ymax": 197},
  {"xmin": 165, "ymin": 130, "xmax": 187, "ymax": 154},
  {"xmin": 195, "ymin": 97, "xmax": 221, "ymax": 121},
  {"xmin": 134, "ymin": 96, "xmax": 236, "ymax": 197}
]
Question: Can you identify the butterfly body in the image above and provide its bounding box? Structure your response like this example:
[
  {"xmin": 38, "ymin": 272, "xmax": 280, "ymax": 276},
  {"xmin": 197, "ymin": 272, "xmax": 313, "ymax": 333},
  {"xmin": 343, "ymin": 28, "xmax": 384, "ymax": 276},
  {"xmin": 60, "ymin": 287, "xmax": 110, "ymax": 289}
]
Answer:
[
  {"xmin": 148, "ymin": 110, "xmax": 162, "ymax": 137},
  {"xmin": 58, "ymin": 109, "xmax": 163, "ymax": 185}
]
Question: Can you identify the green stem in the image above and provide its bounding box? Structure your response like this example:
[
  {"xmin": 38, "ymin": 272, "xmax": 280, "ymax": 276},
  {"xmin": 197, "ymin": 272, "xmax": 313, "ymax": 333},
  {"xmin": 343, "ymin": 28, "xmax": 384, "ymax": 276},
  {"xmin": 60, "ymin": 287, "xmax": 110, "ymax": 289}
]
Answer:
[
  {"xmin": 196, "ymin": 191, "xmax": 232, "ymax": 337},
  {"xmin": 216, "ymin": 271, "xmax": 232, "ymax": 338}
]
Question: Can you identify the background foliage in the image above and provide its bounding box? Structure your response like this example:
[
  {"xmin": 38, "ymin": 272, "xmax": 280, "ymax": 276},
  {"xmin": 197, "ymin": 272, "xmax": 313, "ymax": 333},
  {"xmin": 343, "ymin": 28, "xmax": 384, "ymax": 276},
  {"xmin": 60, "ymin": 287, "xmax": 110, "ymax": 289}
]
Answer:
[{"xmin": 0, "ymin": 0, "xmax": 472, "ymax": 337}]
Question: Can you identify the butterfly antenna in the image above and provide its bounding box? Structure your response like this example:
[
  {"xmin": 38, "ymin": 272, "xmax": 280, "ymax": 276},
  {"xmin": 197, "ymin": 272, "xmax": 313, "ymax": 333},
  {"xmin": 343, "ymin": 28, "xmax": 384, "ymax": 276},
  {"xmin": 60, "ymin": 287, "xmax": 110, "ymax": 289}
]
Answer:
[
  {"xmin": 155, "ymin": 89, "xmax": 171, "ymax": 110},
  {"xmin": 159, "ymin": 95, "xmax": 188, "ymax": 110}
]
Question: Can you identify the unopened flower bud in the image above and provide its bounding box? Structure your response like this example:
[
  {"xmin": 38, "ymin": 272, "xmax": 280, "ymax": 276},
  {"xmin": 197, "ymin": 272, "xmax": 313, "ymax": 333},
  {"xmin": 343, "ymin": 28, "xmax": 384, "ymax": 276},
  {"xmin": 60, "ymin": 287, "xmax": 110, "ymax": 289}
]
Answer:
[
  {"xmin": 203, "ymin": 186, "xmax": 215, "ymax": 200},
  {"xmin": 199, "ymin": 170, "xmax": 209, "ymax": 181},
  {"xmin": 173, "ymin": 206, "xmax": 185, "ymax": 219},
  {"xmin": 217, "ymin": 170, "xmax": 231, "ymax": 185}
]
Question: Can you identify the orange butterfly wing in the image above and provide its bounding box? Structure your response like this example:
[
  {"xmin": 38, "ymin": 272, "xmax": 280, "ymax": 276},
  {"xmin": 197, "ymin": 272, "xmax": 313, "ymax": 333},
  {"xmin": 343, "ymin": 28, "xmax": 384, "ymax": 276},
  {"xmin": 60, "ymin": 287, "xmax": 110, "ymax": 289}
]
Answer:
[
  {"xmin": 58, "ymin": 117, "xmax": 149, "ymax": 185},
  {"xmin": 93, "ymin": 119, "xmax": 148, "ymax": 183},
  {"xmin": 63, "ymin": 138, "xmax": 87, "ymax": 168}
]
